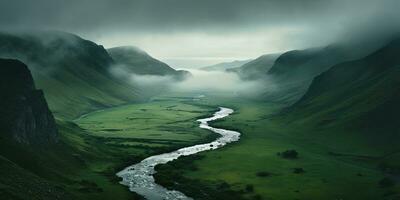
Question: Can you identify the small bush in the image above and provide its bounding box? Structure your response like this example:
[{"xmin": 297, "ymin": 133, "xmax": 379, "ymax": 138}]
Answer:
[
  {"xmin": 245, "ymin": 184, "xmax": 254, "ymax": 192},
  {"xmin": 279, "ymin": 149, "xmax": 298, "ymax": 159},
  {"xmin": 293, "ymin": 168, "xmax": 305, "ymax": 174},
  {"xmin": 217, "ymin": 182, "xmax": 231, "ymax": 190},
  {"xmin": 256, "ymin": 171, "xmax": 271, "ymax": 177}
]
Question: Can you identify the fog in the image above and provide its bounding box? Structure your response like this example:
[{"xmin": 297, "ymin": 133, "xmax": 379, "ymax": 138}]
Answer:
[
  {"xmin": 0, "ymin": 0, "xmax": 399, "ymax": 68},
  {"xmin": 110, "ymin": 65, "xmax": 174, "ymax": 88},
  {"xmin": 110, "ymin": 64, "xmax": 270, "ymax": 97},
  {"xmin": 172, "ymin": 69, "xmax": 268, "ymax": 95}
]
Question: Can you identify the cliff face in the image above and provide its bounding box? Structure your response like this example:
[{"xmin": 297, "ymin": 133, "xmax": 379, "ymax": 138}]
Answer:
[{"xmin": 0, "ymin": 58, "xmax": 58, "ymax": 144}]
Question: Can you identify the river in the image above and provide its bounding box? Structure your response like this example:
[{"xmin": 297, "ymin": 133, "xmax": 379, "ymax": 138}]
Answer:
[{"xmin": 116, "ymin": 107, "xmax": 241, "ymax": 200}]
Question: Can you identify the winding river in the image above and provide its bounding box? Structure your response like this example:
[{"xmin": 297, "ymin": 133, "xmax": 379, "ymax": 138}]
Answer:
[{"xmin": 116, "ymin": 107, "xmax": 241, "ymax": 200}]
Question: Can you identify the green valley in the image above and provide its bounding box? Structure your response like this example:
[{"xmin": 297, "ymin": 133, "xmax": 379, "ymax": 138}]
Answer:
[
  {"xmin": 155, "ymin": 97, "xmax": 399, "ymax": 200},
  {"xmin": 1, "ymin": 2, "xmax": 400, "ymax": 199}
]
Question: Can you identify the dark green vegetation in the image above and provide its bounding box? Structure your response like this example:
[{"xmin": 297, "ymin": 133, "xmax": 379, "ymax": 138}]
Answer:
[
  {"xmin": 0, "ymin": 31, "xmax": 143, "ymax": 119},
  {"xmin": 155, "ymin": 99, "xmax": 399, "ymax": 200},
  {"xmin": 108, "ymin": 46, "xmax": 190, "ymax": 79},
  {"xmin": 0, "ymin": 81, "xmax": 218, "ymax": 199},
  {"xmin": 153, "ymin": 38, "xmax": 400, "ymax": 200},
  {"xmin": 289, "ymin": 38, "xmax": 400, "ymax": 146}
]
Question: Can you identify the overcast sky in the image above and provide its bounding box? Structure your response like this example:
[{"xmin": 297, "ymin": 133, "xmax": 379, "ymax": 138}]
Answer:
[{"xmin": 0, "ymin": 0, "xmax": 399, "ymax": 68}]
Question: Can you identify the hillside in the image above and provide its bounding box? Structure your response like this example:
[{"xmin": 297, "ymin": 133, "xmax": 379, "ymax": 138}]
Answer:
[
  {"xmin": 0, "ymin": 58, "xmax": 144, "ymax": 200},
  {"xmin": 108, "ymin": 46, "xmax": 190, "ymax": 80},
  {"xmin": 288, "ymin": 38, "xmax": 400, "ymax": 148},
  {"xmin": 228, "ymin": 53, "xmax": 280, "ymax": 80},
  {"xmin": 201, "ymin": 59, "xmax": 251, "ymax": 71},
  {"xmin": 260, "ymin": 45, "xmax": 356, "ymax": 103},
  {"xmin": 0, "ymin": 31, "xmax": 142, "ymax": 119}
]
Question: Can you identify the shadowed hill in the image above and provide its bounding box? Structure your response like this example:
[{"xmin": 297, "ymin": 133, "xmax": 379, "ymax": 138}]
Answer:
[
  {"xmin": 0, "ymin": 31, "xmax": 142, "ymax": 119},
  {"xmin": 288, "ymin": 38, "xmax": 400, "ymax": 146},
  {"xmin": 261, "ymin": 45, "xmax": 357, "ymax": 103}
]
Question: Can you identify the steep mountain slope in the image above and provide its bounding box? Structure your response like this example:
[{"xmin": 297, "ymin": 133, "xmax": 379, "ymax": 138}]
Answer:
[
  {"xmin": 0, "ymin": 58, "xmax": 143, "ymax": 200},
  {"xmin": 0, "ymin": 59, "xmax": 70, "ymax": 199},
  {"xmin": 228, "ymin": 54, "xmax": 280, "ymax": 79},
  {"xmin": 261, "ymin": 45, "xmax": 356, "ymax": 103},
  {"xmin": 0, "ymin": 59, "xmax": 58, "ymax": 144},
  {"xmin": 288, "ymin": 38, "xmax": 400, "ymax": 147},
  {"xmin": 0, "ymin": 31, "xmax": 142, "ymax": 119},
  {"xmin": 108, "ymin": 46, "xmax": 190, "ymax": 80},
  {"xmin": 201, "ymin": 59, "xmax": 251, "ymax": 71}
]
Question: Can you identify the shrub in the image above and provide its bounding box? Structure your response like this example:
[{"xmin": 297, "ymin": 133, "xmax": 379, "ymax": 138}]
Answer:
[
  {"xmin": 293, "ymin": 168, "xmax": 305, "ymax": 174},
  {"xmin": 256, "ymin": 171, "xmax": 271, "ymax": 177},
  {"xmin": 279, "ymin": 149, "xmax": 298, "ymax": 159},
  {"xmin": 245, "ymin": 184, "xmax": 254, "ymax": 192}
]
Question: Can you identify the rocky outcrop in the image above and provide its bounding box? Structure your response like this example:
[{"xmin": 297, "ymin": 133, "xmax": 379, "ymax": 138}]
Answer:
[{"xmin": 0, "ymin": 58, "xmax": 58, "ymax": 144}]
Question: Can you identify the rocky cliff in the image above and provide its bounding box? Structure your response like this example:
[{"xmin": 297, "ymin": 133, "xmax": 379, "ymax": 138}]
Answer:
[{"xmin": 0, "ymin": 58, "xmax": 58, "ymax": 144}]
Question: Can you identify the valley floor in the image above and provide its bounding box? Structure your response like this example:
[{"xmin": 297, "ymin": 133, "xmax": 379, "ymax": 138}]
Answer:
[
  {"xmin": 154, "ymin": 96, "xmax": 400, "ymax": 200},
  {"xmin": 0, "ymin": 95, "xmax": 218, "ymax": 200},
  {"xmin": 2, "ymin": 94, "xmax": 399, "ymax": 200}
]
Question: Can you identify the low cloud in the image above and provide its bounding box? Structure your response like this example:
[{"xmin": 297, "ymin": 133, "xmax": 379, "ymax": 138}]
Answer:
[
  {"xmin": 109, "ymin": 65, "xmax": 175, "ymax": 91},
  {"xmin": 173, "ymin": 69, "xmax": 261, "ymax": 93},
  {"xmin": 110, "ymin": 64, "xmax": 273, "ymax": 98}
]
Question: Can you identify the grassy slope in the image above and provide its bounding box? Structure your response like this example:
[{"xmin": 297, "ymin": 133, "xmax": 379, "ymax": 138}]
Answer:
[
  {"xmin": 261, "ymin": 45, "xmax": 355, "ymax": 104},
  {"xmin": 0, "ymin": 31, "xmax": 142, "ymax": 119},
  {"xmin": 155, "ymin": 97, "xmax": 399, "ymax": 200},
  {"xmin": 107, "ymin": 46, "xmax": 184, "ymax": 76},
  {"xmin": 153, "ymin": 39, "xmax": 400, "ymax": 200},
  {"xmin": 0, "ymin": 97, "xmax": 219, "ymax": 200},
  {"xmin": 288, "ymin": 38, "xmax": 400, "ymax": 150}
]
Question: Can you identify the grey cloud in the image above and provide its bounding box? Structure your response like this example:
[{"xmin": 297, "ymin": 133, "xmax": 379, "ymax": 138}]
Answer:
[
  {"xmin": 0, "ymin": 0, "xmax": 399, "ymax": 67},
  {"xmin": 0, "ymin": 0, "xmax": 394, "ymax": 33}
]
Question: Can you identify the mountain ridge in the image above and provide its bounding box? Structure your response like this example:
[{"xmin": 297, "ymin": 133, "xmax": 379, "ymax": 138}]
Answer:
[
  {"xmin": 287, "ymin": 38, "xmax": 400, "ymax": 146},
  {"xmin": 201, "ymin": 59, "xmax": 252, "ymax": 71},
  {"xmin": 108, "ymin": 45, "xmax": 190, "ymax": 80},
  {"xmin": 0, "ymin": 31, "xmax": 143, "ymax": 119}
]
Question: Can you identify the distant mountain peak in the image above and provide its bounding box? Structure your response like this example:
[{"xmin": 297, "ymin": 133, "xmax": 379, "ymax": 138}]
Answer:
[{"xmin": 201, "ymin": 59, "xmax": 252, "ymax": 71}]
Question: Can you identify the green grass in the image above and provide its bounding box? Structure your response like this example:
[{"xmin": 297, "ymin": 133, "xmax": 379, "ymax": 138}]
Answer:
[
  {"xmin": 154, "ymin": 96, "xmax": 400, "ymax": 200},
  {"xmin": 67, "ymin": 98, "xmax": 218, "ymax": 199},
  {"xmin": 2, "ymin": 92, "xmax": 399, "ymax": 200},
  {"xmin": 0, "ymin": 97, "xmax": 219, "ymax": 200},
  {"xmin": 76, "ymin": 100, "xmax": 214, "ymax": 142}
]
